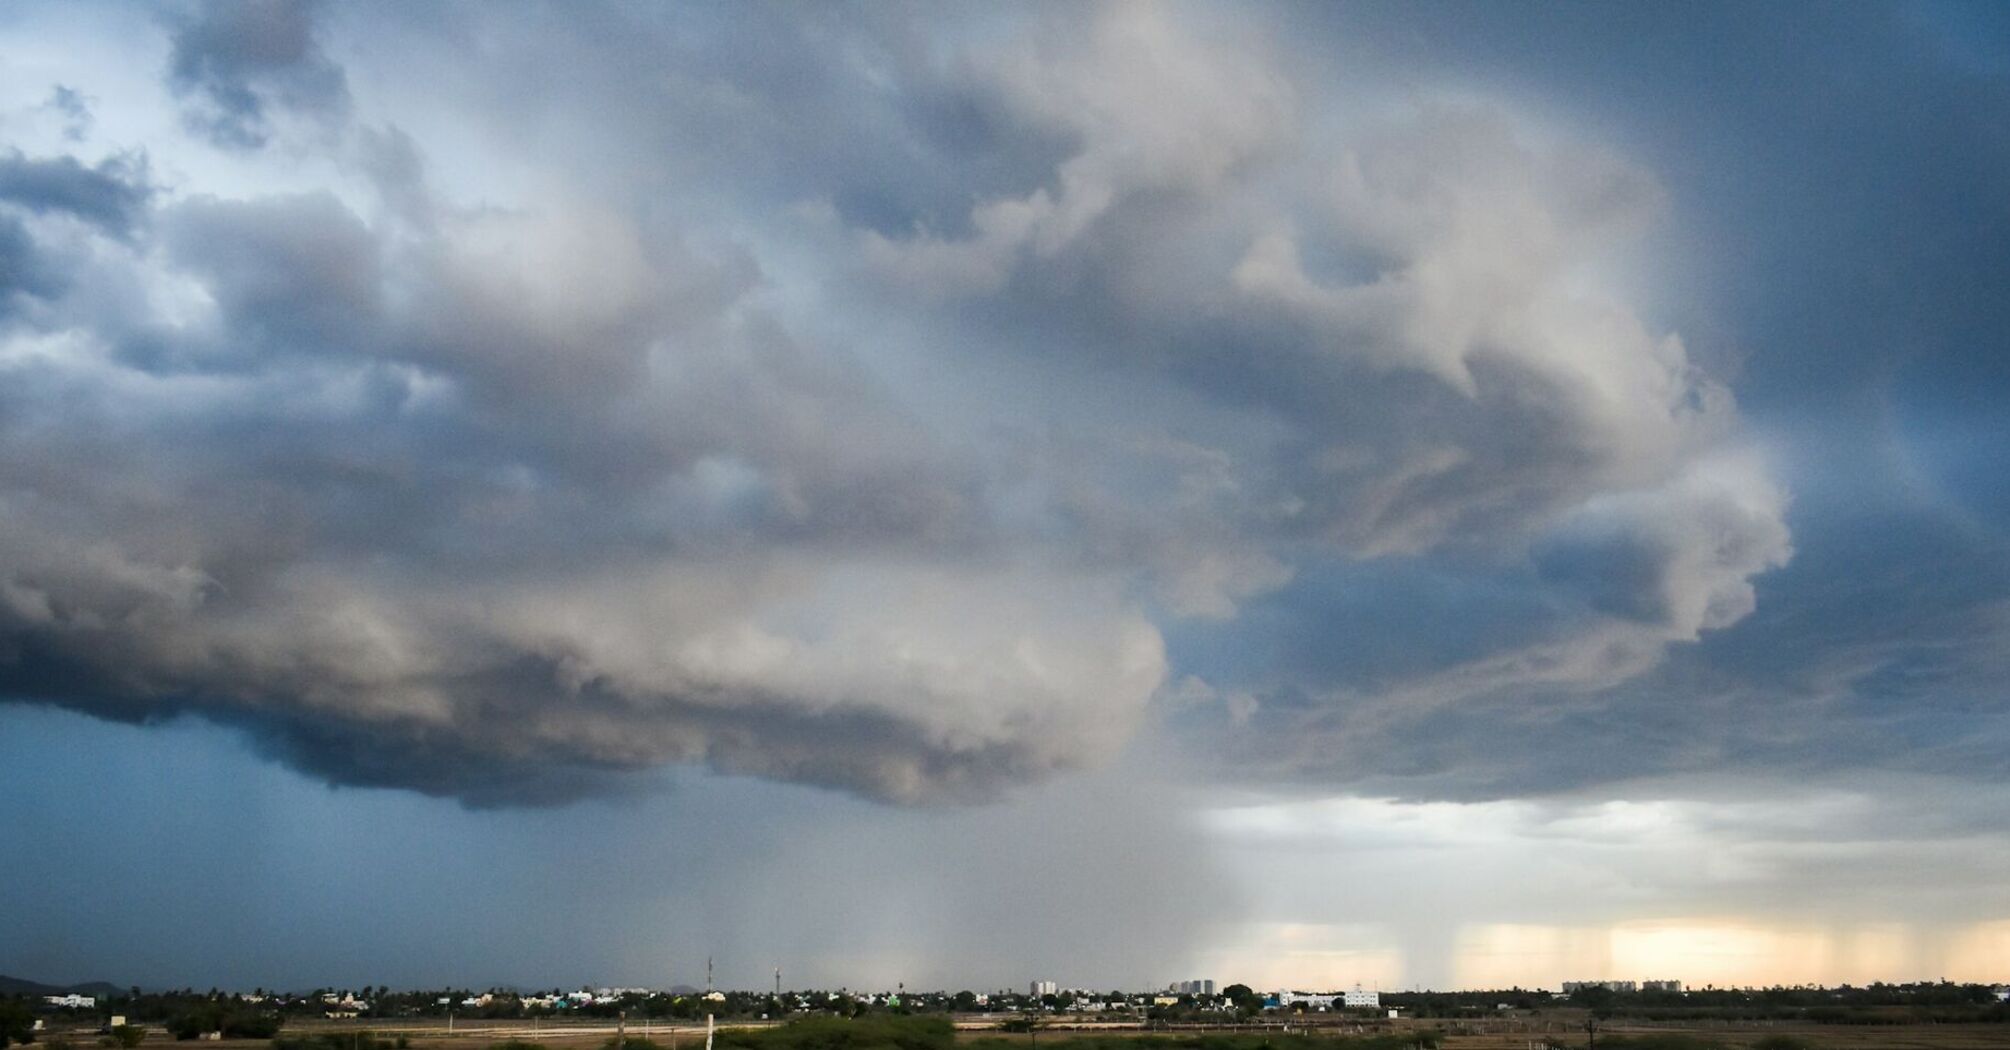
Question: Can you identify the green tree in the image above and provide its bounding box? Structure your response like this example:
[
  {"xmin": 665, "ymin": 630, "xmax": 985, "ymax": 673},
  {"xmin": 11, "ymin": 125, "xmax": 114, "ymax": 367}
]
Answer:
[
  {"xmin": 0, "ymin": 1002, "xmax": 33, "ymax": 1047},
  {"xmin": 110, "ymin": 1027, "xmax": 146, "ymax": 1050}
]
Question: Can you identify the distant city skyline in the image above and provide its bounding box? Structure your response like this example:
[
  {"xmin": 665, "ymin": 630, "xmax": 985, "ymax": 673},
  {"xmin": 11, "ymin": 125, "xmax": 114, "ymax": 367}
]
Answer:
[{"xmin": 3, "ymin": 1, "xmax": 2008, "ymax": 994}]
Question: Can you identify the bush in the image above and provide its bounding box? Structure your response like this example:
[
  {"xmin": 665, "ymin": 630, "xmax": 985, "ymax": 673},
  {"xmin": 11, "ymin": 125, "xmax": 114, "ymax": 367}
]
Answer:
[
  {"xmin": 1750, "ymin": 1038, "xmax": 1815, "ymax": 1050},
  {"xmin": 111, "ymin": 1028, "xmax": 146, "ymax": 1050}
]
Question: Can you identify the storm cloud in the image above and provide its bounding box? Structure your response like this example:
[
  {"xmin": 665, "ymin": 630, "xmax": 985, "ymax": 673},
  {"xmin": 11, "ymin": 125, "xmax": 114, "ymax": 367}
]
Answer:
[
  {"xmin": 6, "ymin": 0, "xmax": 2010, "ymax": 995},
  {"xmin": 0, "ymin": 2, "xmax": 1814, "ymax": 808}
]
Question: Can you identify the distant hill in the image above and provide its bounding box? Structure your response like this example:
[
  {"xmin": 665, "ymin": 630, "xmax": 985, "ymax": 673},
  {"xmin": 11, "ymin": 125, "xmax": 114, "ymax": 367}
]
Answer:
[{"xmin": 0, "ymin": 976, "xmax": 125, "ymax": 998}]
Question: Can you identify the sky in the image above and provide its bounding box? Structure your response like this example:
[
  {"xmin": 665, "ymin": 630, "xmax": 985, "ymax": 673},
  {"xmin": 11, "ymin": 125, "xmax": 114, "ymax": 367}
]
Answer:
[{"xmin": 2, "ymin": 0, "xmax": 2009, "ymax": 995}]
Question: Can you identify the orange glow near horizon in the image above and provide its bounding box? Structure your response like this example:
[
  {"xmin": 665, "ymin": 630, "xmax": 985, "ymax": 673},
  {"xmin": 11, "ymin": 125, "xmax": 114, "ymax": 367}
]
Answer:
[{"xmin": 1216, "ymin": 918, "xmax": 2010, "ymax": 991}]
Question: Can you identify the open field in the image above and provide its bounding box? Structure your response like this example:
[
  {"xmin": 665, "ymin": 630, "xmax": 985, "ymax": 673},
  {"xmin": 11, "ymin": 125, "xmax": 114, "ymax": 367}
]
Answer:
[
  {"xmin": 952, "ymin": 1017, "xmax": 2010, "ymax": 1050},
  {"xmin": 34, "ymin": 1017, "xmax": 2010, "ymax": 1050}
]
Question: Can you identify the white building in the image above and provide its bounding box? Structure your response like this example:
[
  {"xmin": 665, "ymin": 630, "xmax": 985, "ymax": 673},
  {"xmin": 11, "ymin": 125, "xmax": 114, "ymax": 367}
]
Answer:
[
  {"xmin": 43, "ymin": 995, "xmax": 95, "ymax": 1010},
  {"xmin": 1029, "ymin": 981, "xmax": 1057, "ymax": 997},
  {"xmin": 1342, "ymin": 987, "xmax": 1379, "ymax": 1008},
  {"xmin": 1275, "ymin": 992, "xmax": 1336, "ymax": 1009}
]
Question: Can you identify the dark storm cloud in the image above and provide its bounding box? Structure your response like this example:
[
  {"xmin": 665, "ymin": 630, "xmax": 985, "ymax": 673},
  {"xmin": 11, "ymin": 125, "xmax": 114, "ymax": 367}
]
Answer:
[
  {"xmin": 0, "ymin": 129, "xmax": 1149, "ymax": 803},
  {"xmin": 165, "ymin": 0, "xmax": 350, "ymax": 148},
  {"xmin": 14, "ymin": 0, "xmax": 2010, "ymax": 817},
  {"xmin": 0, "ymin": 2, "xmax": 1792, "ymax": 805}
]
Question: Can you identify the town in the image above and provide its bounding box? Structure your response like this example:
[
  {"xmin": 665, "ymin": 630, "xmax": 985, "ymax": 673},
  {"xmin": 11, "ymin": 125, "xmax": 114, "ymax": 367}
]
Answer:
[{"xmin": 7, "ymin": 974, "xmax": 2010, "ymax": 1050}]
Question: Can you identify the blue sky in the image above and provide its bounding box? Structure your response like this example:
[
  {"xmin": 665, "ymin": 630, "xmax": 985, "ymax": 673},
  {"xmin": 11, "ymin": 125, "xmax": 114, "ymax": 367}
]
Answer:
[{"xmin": 1, "ymin": 0, "xmax": 2008, "ymax": 992}]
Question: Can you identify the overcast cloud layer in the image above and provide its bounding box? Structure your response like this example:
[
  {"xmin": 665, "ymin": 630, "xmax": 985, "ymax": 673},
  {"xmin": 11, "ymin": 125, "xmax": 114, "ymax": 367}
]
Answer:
[{"xmin": 3, "ymin": 0, "xmax": 2010, "ymax": 991}]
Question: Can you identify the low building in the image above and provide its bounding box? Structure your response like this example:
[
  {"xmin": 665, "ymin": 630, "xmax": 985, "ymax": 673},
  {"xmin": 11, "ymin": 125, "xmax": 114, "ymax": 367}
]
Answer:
[
  {"xmin": 1641, "ymin": 981, "xmax": 1682, "ymax": 993},
  {"xmin": 1342, "ymin": 987, "xmax": 1379, "ymax": 1009},
  {"xmin": 44, "ymin": 995, "xmax": 96, "ymax": 1010}
]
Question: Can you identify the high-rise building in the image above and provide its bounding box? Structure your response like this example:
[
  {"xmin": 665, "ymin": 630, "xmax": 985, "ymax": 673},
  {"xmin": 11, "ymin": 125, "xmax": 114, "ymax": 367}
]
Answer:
[{"xmin": 1029, "ymin": 981, "xmax": 1058, "ymax": 998}]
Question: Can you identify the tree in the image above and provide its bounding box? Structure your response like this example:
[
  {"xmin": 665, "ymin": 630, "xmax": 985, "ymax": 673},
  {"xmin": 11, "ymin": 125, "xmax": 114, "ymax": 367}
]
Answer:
[
  {"xmin": 1574, "ymin": 986, "xmax": 1615, "ymax": 1017},
  {"xmin": 0, "ymin": 1001, "xmax": 34, "ymax": 1047},
  {"xmin": 1218, "ymin": 986, "xmax": 1263, "ymax": 1018}
]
